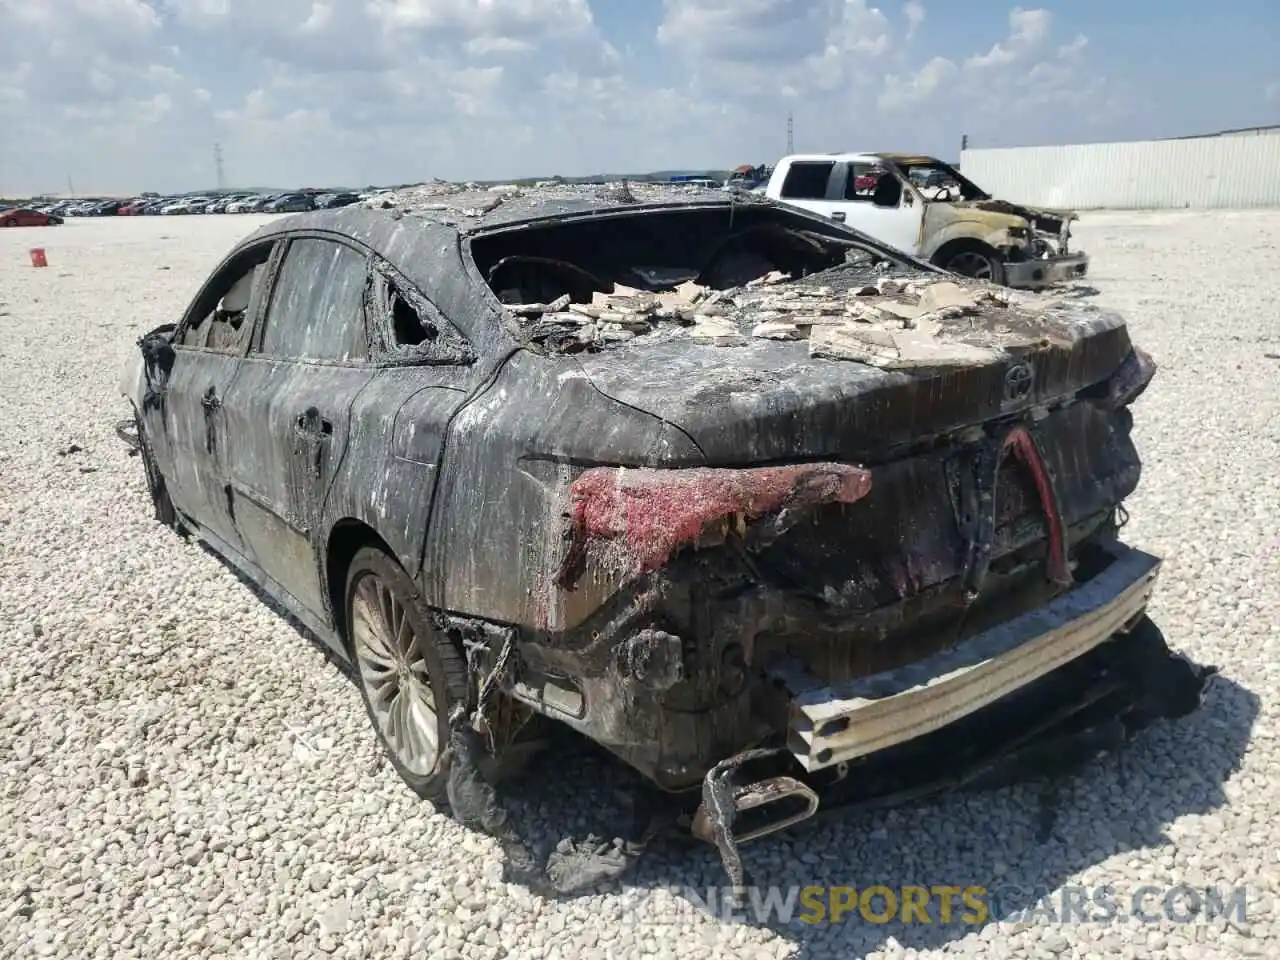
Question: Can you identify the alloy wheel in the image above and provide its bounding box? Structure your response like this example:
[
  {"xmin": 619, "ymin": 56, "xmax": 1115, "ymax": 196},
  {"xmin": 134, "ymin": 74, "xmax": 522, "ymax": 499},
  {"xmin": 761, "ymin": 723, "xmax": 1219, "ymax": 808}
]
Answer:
[{"xmin": 350, "ymin": 572, "xmax": 440, "ymax": 776}]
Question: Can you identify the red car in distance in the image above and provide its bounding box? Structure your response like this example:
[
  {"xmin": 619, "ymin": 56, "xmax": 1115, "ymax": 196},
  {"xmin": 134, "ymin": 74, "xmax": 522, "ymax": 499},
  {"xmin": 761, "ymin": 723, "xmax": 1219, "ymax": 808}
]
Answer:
[{"xmin": 0, "ymin": 207, "xmax": 63, "ymax": 227}]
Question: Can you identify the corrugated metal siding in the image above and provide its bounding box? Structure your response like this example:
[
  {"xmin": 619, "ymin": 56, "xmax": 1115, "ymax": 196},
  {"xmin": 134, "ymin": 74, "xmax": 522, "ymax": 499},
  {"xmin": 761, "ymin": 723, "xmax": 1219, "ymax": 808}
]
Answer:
[{"xmin": 959, "ymin": 137, "xmax": 1280, "ymax": 210}]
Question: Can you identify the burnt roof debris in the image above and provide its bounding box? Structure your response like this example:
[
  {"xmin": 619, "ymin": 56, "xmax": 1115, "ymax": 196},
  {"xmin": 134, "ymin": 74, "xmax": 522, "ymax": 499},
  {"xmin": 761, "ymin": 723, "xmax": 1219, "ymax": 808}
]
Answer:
[{"xmin": 502, "ymin": 265, "xmax": 1108, "ymax": 366}]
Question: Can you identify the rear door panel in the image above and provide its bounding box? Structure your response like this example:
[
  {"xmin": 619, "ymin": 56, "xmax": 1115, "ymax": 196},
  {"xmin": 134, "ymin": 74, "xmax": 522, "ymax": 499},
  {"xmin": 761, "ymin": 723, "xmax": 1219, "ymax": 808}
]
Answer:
[
  {"xmin": 223, "ymin": 358, "xmax": 375, "ymax": 616},
  {"xmin": 222, "ymin": 236, "xmax": 377, "ymax": 621}
]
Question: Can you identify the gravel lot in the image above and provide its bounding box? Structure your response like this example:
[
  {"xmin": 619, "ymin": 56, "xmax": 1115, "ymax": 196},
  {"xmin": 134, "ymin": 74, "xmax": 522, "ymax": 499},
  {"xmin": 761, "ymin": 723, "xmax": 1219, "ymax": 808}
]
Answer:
[{"xmin": 1, "ymin": 210, "xmax": 1277, "ymax": 960}]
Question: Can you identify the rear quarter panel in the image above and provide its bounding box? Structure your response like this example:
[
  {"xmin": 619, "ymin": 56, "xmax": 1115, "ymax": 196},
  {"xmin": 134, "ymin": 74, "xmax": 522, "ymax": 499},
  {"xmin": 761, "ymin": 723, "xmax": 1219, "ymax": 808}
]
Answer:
[
  {"xmin": 320, "ymin": 364, "xmax": 473, "ymax": 584},
  {"xmin": 421, "ymin": 350, "xmax": 704, "ymax": 630}
]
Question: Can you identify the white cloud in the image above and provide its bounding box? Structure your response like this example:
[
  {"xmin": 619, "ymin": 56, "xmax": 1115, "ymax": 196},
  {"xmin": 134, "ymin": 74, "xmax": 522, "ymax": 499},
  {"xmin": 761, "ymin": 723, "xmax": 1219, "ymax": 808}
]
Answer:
[
  {"xmin": 966, "ymin": 6, "xmax": 1052, "ymax": 69},
  {"xmin": 465, "ymin": 36, "xmax": 534, "ymax": 56},
  {"xmin": 903, "ymin": 1, "xmax": 925, "ymax": 40},
  {"xmin": 878, "ymin": 56, "xmax": 955, "ymax": 110},
  {"xmin": 827, "ymin": 0, "xmax": 892, "ymax": 56},
  {"xmin": 161, "ymin": 0, "xmax": 228, "ymax": 21},
  {"xmin": 657, "ymin": 0, "xmax": 891, "ymax": 99},
  {"xmin": 1058, "ymin": 33, "xmax": 1088, "ymax": 58},
  {"xmin": 1010, "ymin": 7, "xmax": 1052, "ymax": 45}
]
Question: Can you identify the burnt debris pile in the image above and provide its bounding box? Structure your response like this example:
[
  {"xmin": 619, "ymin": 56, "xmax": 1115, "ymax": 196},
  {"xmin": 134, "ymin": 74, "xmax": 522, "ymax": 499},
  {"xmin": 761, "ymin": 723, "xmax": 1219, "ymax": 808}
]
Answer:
[{"xmin": 501, "ymin": 272, "xmax": 1074, "ymax": 369}]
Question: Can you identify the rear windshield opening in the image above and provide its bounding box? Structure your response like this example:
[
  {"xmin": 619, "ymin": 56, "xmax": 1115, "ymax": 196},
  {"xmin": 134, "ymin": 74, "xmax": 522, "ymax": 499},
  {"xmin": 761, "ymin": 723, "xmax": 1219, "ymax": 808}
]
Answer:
[{"xmin": 467, "ymin": 205, "xmax": 906, "ymax": 306}]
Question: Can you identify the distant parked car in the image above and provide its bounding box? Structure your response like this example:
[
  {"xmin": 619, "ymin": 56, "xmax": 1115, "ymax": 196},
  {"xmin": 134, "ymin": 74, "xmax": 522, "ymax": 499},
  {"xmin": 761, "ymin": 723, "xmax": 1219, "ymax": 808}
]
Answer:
[
  {"xmin": 162, "ymin": 197, "xmax": 214, "ymax": 215},
  {"xmin": 210, "ymin": 196, "xmax": 249, "ymax": 213},
  {"xmin": 234, "ymin": 195, "xmax": 281, "ymax": 213},
  {"xmin": 316, "ymin": 192, "xmax": 360, "ymax": 210},
  {"xmin": 235, "ymin": 195, "xmax": 262, "ymax": 212},
  {"xmin": 265, "ymin": 193, "xmax": 316, "ymax": 213},
  {"xmin": 1, "ymin": 208, "xmax": 63, "ymax": 227},
  {"xmin": 86, "ymin": 200, "xmax": 127, "ymax": 216}
]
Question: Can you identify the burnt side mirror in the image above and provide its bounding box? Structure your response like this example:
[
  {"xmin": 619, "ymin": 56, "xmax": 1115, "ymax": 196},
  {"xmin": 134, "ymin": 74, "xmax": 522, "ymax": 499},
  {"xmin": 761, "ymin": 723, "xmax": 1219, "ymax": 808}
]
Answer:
[{"xmin": 139, "ymin": 326, "xmax": 177, "ymax": 378}]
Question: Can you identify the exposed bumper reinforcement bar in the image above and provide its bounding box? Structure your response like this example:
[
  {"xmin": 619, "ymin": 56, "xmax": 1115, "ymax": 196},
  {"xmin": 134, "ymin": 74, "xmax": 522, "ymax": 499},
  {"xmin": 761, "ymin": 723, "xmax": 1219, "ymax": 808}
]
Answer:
[
  {"xmin": 690, "ymin": 593, "xmax": 1213, "ymax": 902},
  {"xmin": 1004, "ymin": 250, "xmax": 1090, "ymax": 288},
  {"xmin": 784, "ymin": 543, "xmax": 1161, "ymax": 773}
]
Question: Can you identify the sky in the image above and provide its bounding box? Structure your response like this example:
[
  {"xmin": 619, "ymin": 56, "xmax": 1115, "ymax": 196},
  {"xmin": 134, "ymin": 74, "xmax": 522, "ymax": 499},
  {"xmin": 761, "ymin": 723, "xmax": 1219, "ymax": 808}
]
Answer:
[{"xmin": 1, "ymin": 0, "xmax": 1277, "ymax": 196}]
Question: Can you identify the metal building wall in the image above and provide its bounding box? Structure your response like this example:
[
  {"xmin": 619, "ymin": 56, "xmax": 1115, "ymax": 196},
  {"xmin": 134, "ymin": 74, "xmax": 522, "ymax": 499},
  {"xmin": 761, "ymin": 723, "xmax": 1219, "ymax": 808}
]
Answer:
[{"xmin": 959, "ymin": 136, "xmax": 1280, "ymax": 210}]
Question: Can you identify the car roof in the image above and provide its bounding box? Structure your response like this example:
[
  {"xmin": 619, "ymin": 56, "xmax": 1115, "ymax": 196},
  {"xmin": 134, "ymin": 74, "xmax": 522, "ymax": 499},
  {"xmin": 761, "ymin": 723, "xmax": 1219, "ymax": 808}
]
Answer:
[
  {"xmin": 239, "ymin": 183, "xmax": 766, "ymax": 246},
  {"xmin": 779, "ymin": 152, "xmax": 945, "ymax": 166}
]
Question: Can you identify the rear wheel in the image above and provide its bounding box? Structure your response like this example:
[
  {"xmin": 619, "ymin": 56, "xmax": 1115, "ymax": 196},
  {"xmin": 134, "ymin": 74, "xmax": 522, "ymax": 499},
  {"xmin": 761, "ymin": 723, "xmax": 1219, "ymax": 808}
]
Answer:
[
  {"xmin": 345, "ymin": 546, "xmax": 469, "ymax": 800},
  {"xmin": 935, "ymin": 242, "xmax": 1006, "ymax": 285}
]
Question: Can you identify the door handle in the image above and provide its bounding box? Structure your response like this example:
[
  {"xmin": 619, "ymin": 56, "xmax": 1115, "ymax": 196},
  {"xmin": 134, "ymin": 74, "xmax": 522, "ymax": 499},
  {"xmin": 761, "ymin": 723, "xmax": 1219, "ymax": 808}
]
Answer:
[
  {"xmin": 830, "ymin": 211, "xmax": 846, "ymax": 222},
  {"xmin": 295, "ymin": 408, "xmax": 334, "ymax": 436}
]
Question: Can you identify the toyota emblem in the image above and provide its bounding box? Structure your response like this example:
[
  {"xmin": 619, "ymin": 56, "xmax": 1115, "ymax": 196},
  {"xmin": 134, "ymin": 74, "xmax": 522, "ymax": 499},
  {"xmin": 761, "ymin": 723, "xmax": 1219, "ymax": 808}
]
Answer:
[{"xmin": 1003, "ymin": 361, "xmax": 1034, "ymax": 402}]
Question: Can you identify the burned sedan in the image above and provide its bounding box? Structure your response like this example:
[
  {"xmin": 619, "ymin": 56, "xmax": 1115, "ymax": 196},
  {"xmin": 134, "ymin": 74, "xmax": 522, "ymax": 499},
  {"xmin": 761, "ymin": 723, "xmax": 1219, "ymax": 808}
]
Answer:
[{"xmin": 120, "ymin": 187, "xmax": 1213, "ymax": 896}]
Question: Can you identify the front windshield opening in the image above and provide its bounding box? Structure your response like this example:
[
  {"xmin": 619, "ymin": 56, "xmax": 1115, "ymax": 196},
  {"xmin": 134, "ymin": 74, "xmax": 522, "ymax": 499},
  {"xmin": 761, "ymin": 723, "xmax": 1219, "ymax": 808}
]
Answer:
[{"xmin": 895, "ymin": 162, "xmax": 990, "ymax": 202}]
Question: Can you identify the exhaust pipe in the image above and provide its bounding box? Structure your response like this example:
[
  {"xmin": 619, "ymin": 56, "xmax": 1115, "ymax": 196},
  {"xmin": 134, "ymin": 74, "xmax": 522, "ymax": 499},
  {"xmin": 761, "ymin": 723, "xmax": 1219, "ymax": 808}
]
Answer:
[
  {"xmin": 691, "ymin": 747, "xmax": 820, "ymax": 901},
  {"xmin": 692, "ymin": 774, "xmax": 820, "ymax": 845}
]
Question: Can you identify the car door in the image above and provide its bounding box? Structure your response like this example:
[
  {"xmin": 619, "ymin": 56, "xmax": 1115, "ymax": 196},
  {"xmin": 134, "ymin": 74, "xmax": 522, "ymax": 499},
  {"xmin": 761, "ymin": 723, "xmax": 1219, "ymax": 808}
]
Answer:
[
  {"xmin": 832, "ymin": 161, "xmax": 925, "ymax": 256},
  {"xmin": 154, "ymin": 240, "xmax": 278, "ymax": 556},
  {"xmin": 221, "ymin": 235, "xmax": 380, "ymax": 618}
]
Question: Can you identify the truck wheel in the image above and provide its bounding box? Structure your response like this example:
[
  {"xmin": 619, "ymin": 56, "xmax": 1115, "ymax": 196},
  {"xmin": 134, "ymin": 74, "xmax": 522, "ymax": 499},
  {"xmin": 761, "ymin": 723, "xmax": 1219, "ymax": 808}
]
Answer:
[
  {"xmin": 935, "ymin": 242, "xmax": 1006, "ymax": 285},
  {"xmin": 345, "ymin": 546, "xmax": 470, "ymax": 800}
]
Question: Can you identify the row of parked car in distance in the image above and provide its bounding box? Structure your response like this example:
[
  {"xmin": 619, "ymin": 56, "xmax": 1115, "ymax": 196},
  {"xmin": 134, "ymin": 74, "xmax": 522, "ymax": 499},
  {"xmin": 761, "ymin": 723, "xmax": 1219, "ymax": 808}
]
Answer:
[{"xmin": 14, "ymin": 189, "xmax": 365, "ymax": 220}]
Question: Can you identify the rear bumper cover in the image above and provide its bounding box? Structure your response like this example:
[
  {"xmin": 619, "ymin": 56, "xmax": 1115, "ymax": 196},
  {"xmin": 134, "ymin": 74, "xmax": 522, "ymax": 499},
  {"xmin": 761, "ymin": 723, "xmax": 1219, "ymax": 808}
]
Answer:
[
  {"xmin": 1004, "ymin": 251, "xmax": 1090, "ymax": 288},
  {"xmin": 783, "ymin": 542, "xmax": 1159, "ymax": 773}
]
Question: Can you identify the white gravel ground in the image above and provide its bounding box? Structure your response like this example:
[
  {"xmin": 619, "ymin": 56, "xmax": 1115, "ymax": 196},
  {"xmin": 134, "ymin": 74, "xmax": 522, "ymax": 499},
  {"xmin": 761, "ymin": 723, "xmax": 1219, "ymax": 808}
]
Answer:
[{"xmin": 1, "ymin": 210, "xmax": 1277, "ymax": 960}]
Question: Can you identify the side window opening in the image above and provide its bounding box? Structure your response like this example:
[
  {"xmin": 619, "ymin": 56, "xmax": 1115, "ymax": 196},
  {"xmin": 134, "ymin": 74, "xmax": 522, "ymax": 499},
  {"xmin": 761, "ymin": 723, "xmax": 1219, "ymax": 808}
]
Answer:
[
  {"xmin": 177, "ymin": 243, "xmax": 273, "ymax": 352},
  {"xmin": 390, "ymin": 285, "xmax": 439, "ymax": 346},
  {"xmin": 842, "ymin": 163, "xmax": 883, "ymax": 202},
  {"xmin": 206, "ymin": 264, "xmax": 262, "ymax": 353},
  {"xmin": 179, "ymin": 312, "xmax": 210, "ymax": 347},
  {"xmin": 779, "ymin": 161, "xmax": 835, "ymax": 200},
  {"xmin": 366, "ymin": 260, "xmax": 473, "ymax": 364}
]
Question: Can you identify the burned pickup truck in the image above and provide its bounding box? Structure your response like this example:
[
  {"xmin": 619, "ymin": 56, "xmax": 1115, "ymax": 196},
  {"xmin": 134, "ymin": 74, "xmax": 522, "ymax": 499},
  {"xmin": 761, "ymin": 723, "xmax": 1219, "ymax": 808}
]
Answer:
[
  {"xmin": 765, "ymin": 152, "xmax": 1088, "ymax": 289},
  {"xmin": 119, "ymin": 184, "xmax": 1212, "ymax": 896}
]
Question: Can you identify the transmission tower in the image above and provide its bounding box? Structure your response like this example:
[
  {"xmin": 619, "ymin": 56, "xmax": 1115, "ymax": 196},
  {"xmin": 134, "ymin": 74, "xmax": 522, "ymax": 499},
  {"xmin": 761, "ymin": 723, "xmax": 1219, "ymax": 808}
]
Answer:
[
  {"xmin": 214, "ymin": 142, "xmax": 226, "ymax": 191},
  {"xmin": 787, "ymin": 112, "xmax": 794, "ymax": 154}
]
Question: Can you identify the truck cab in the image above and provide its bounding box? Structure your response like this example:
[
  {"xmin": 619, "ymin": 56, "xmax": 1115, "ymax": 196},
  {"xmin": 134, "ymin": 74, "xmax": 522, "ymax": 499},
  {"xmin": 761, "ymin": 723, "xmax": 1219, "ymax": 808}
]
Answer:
[{"xmin": 763, "ymin": 152, "xmax": 1090, "ymax": 290}]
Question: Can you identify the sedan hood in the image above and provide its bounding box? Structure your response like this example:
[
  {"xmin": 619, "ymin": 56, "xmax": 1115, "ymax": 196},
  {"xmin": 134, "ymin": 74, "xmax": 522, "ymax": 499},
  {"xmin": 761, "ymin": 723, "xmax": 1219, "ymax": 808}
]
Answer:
[{"xmin": 569, "ymin": 276, "xmax": 1134, "ymax": 465}]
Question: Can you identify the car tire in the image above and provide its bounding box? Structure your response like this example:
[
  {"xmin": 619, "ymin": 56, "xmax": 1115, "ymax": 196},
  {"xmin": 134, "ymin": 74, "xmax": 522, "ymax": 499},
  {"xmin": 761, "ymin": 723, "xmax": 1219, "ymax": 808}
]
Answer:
[
  {"xmin": 936, "ymin": 242, "xmax": 1006, "ymax": 285},
  {"xmin": 345, "ymin": 546, "xmax": 470, "ymax": 801}
]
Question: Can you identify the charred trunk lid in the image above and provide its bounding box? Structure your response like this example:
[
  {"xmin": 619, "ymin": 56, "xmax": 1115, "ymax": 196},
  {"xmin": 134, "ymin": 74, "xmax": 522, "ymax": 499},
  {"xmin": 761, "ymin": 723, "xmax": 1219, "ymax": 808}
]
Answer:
[{"xmin": 572, "ymin": 274, "xmax": 1133, "ymax": 464}]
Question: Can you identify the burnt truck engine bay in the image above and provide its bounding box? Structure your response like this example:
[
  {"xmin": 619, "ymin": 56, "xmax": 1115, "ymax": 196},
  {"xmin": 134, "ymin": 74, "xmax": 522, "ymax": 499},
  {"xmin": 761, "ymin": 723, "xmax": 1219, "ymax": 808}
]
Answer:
[{"xmin": 451, "ymin": 202, "xmax": 1213, "ymax": 893}]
